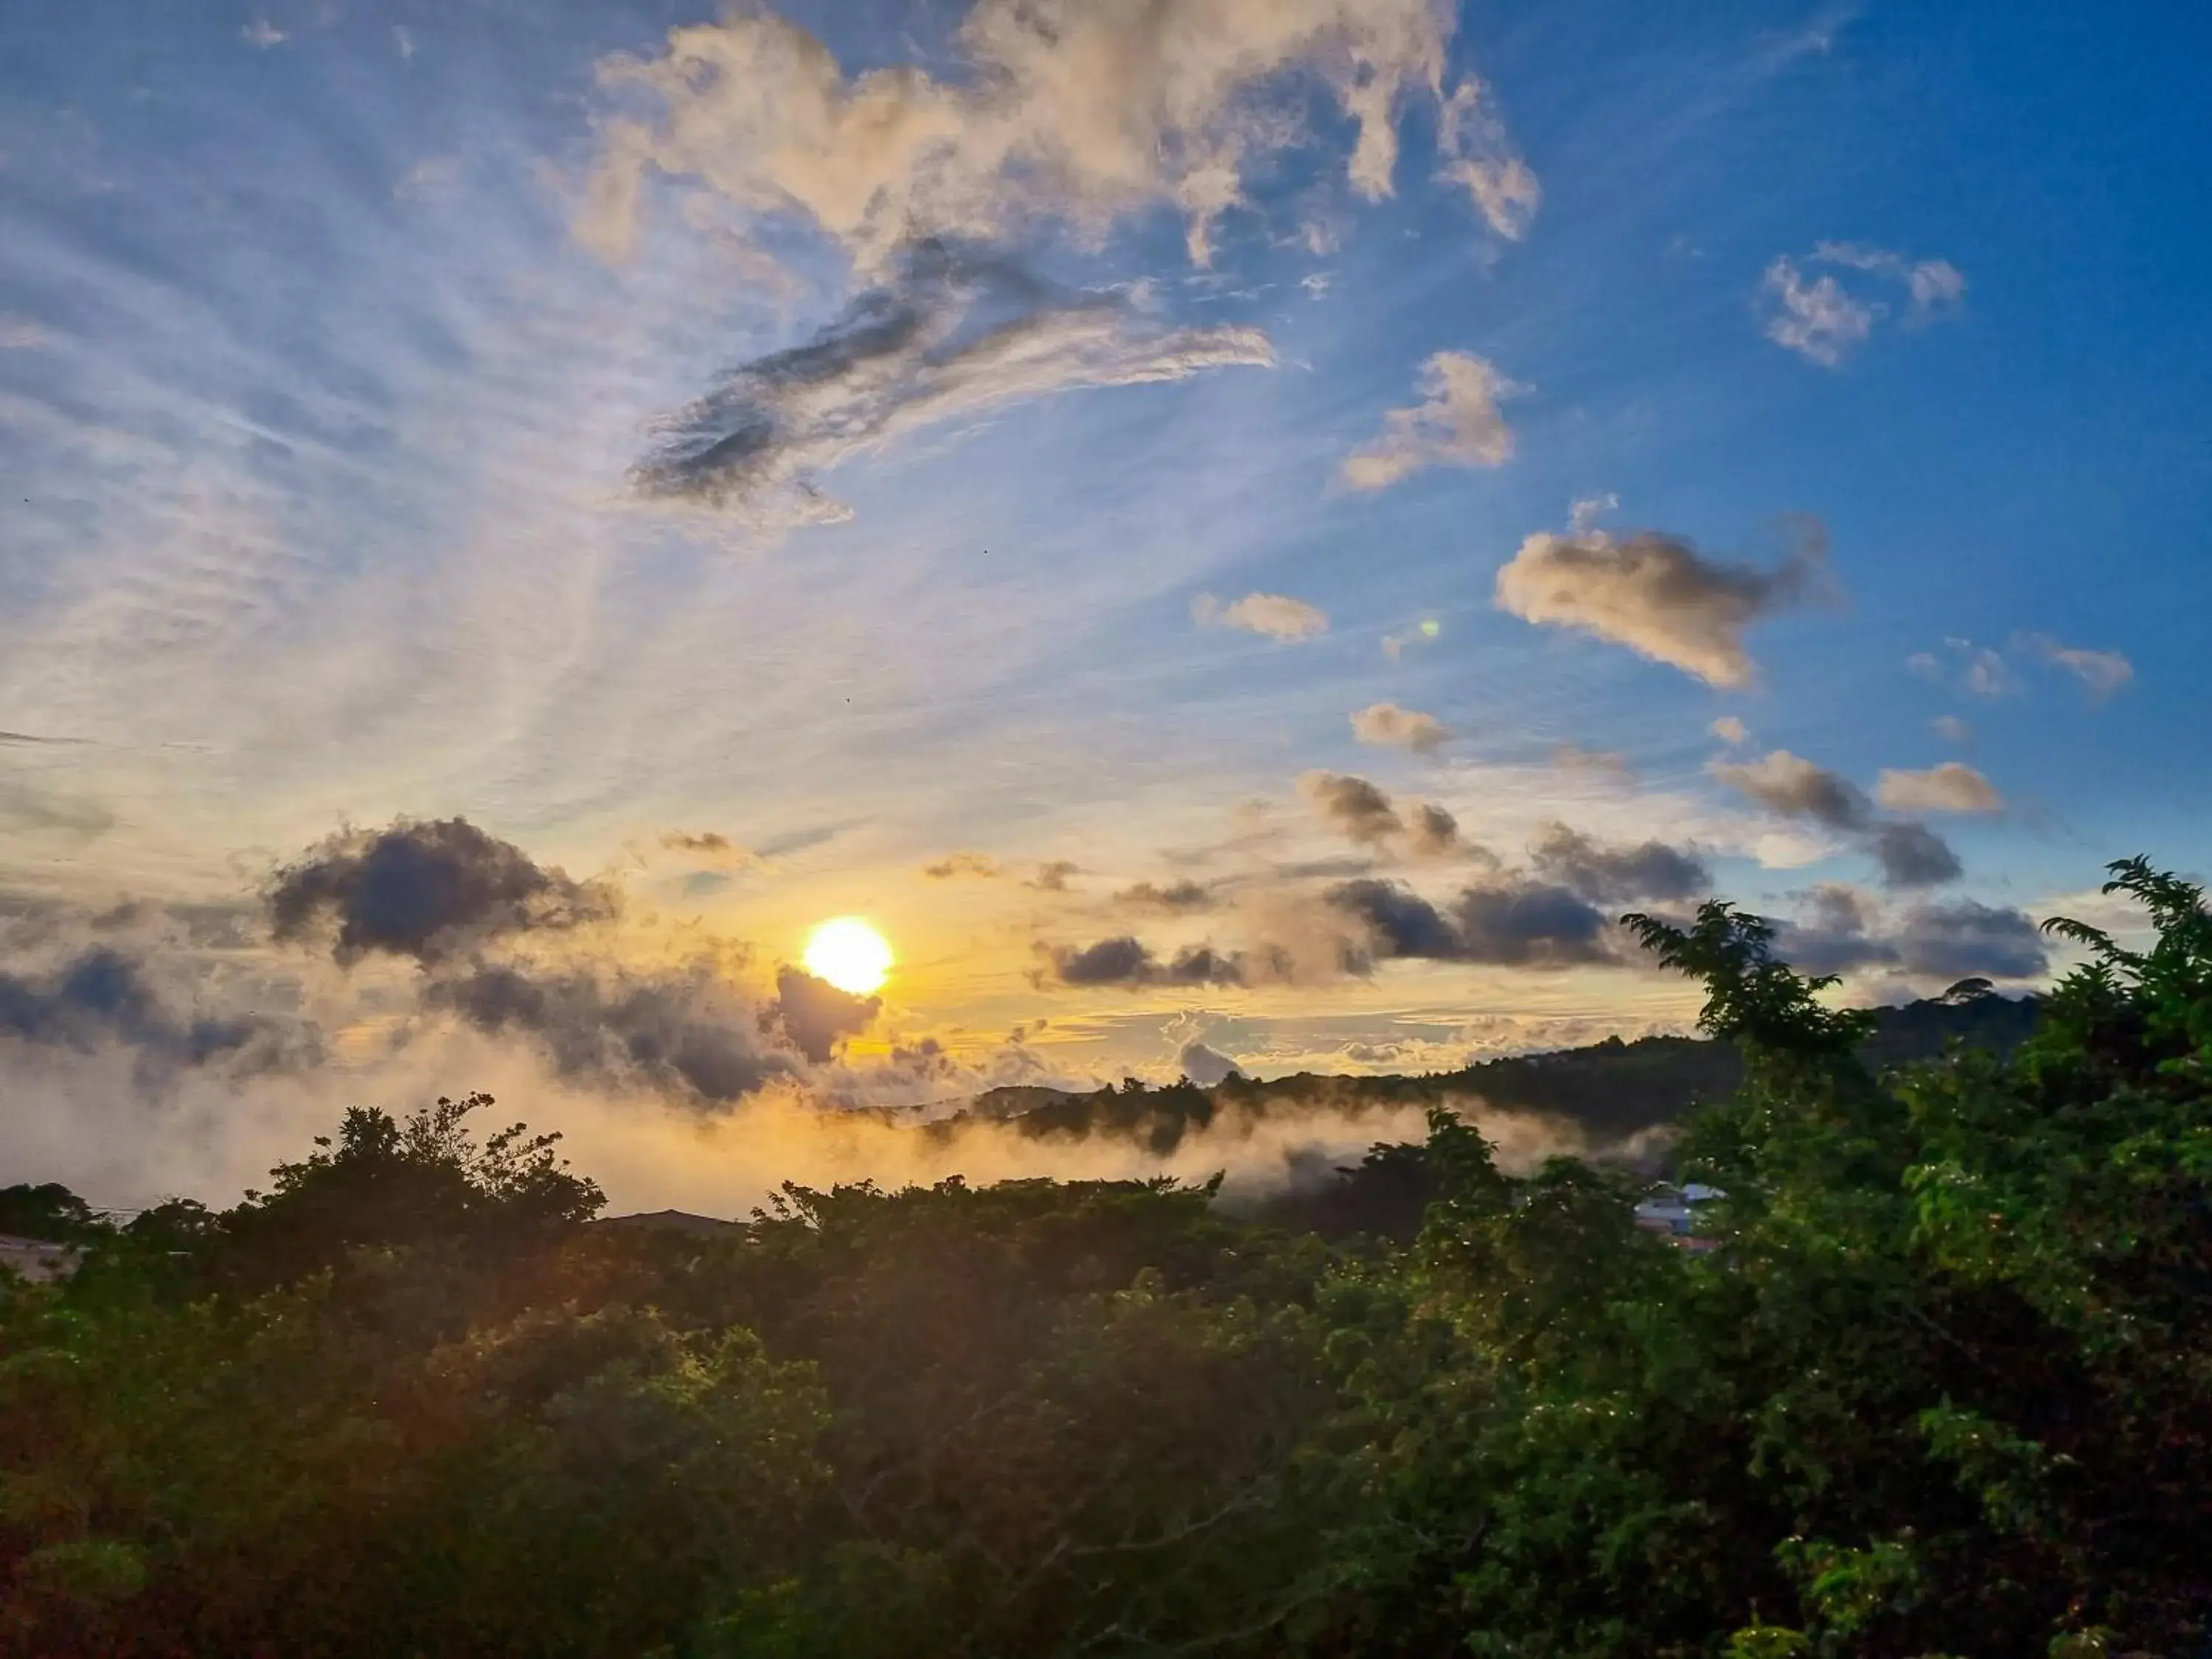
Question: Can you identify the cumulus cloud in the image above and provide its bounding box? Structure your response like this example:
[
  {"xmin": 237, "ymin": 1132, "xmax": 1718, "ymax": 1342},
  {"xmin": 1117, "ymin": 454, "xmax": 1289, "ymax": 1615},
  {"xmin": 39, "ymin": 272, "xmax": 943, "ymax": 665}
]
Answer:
[
  {"xmin": 1326, "ymin": 877, "xmax": 1612, "ymax": 969},
  {"xmin": 1711, "ymin": 750, "xmax": 1962, "ymax": 890},
  {"xmin": 1778, "ymin": 886, "xmax": 2045, "ymax": 983},
  {"xmin": 0, "ymin": 946, "xmax": 314, "ymax": 1086},
  {"xmin": 1176, "ymin": 1040, "xmax": 1242, "ymax": 1086},
  {"xmin": 582, "ymin": 0, "xmax": 1526, "ymax": 271},
  {"xmin": 2019, "ymin": 634, "xmax": 2134, "ymax": 700},
  {"xmin": 1711, "ymin": 749, "xmax": 1868, "ymax": 830},
  {"xmin": 1763, "ymin": 244, "xmax": 1965, "ymax": 365},
  {"xmin": 1710, "ymin": 716, "xmax": 1750, "ymax": 747},
  {"xmin": 1408, "ymin": 802, "xmax": 1461, "ymax": 858},
  {"xmin": 1041, "ymin": 936, "xmax": 1245, "ymax": 989},
  {"xmin": 1350, "ymin": 701, "xmax": 1453, "ymax": 754},
  {"xmin": 772, "ymin": 966, "xmax": 883, "ymax": 1063},
  {"xmin": 1493, "ymin": 518, "xmax": 1831, "ymax": 687},
  {"xmin": 423, "ymin": 956, "xmax": 807, "ymax": 1106},
  {"xmin": 1298, "ymin": 771, "xmax": 1402, "ymax": 844},
  {"xmin": 1527, "ymin": 822, "xmax": 1709, "ymax": 905},
  {"xmin": 923, "ymin": 851, "xmax": 1001, "ymax": 880},
  {"xmin": 269, "ymin": 818, "xmax": 622, "ymax": 966},
  {"xmin": 1340, "ymin": 350, "xmax": 1517, "ymax": 489},
  {"xmin": 1867, "ymin": 821, "xmax": 1963, "ymax": 890},
  {"xmin": 1192, "ymin": 591, "xmax": 1329, "ymax": 641},
  {"xmin": 1877, "ymin": 762, "xmax": 2003, "ymax": 814},
  {"xmin": 631, "ymin": 242, "xmax": 1272, "ymax": 526}
]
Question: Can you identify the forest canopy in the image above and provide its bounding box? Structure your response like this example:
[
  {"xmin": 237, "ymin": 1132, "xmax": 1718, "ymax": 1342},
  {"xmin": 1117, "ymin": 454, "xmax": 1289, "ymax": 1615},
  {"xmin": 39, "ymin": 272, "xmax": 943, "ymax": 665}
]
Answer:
[{"xmin": 1, "ymin": 858, "xmax": 2206, "ymax": 1658}]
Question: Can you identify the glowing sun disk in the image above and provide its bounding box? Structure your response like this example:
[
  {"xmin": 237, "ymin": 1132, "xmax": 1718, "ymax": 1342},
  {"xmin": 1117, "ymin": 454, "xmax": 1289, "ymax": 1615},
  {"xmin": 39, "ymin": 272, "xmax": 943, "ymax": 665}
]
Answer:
[{"xmin": 803, "ymin": 917, "xmax": 893, "ymax": 995}]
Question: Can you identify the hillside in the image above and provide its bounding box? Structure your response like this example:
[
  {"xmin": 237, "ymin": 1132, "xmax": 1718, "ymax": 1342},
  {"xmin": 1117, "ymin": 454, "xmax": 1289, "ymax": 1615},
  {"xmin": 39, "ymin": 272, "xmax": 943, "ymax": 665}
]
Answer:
[{"xmin": 949, "ymin": 987, "xmax": 2039, "ymax": 1155}]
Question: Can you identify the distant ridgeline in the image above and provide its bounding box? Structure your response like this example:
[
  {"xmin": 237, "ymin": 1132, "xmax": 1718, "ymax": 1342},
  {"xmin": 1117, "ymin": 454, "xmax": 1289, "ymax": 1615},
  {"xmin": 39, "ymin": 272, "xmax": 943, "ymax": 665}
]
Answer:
[{"xmin": 926, "ymin": 987, "xmax": 2040, "ymax": 1238}]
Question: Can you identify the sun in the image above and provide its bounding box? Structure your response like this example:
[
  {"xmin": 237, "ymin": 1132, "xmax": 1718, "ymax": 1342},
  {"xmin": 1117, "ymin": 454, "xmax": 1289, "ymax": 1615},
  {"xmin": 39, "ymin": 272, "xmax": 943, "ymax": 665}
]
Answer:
[{"xmin": 802, "ymin": 917, "xmax": 894, "ymax": 995}]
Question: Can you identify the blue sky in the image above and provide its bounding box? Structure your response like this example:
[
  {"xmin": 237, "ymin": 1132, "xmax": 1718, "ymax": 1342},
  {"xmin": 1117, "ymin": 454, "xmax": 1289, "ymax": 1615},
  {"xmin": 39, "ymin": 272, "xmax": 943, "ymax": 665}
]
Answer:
[{"xmin": 1, "ymin": 0, "xmax": 2208, "ymax": 1206}]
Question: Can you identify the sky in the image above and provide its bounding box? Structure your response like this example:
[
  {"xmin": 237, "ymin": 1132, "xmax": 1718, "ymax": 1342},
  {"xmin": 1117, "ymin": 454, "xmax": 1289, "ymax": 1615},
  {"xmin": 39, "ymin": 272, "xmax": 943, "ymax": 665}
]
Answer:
[{"xmin": 2, "ymin": 0, "xmax": 2208, "ymax": 1211}]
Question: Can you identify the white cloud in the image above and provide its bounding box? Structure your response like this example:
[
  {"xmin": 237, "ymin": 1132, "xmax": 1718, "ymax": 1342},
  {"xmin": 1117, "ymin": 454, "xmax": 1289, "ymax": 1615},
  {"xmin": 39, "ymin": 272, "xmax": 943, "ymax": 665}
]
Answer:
[
  {"xmin": 1931, "ymin": 714, "xmax": 1972, "ymax": 746},
  {"xmin": 2020, "ymin": 634, "xmax": 2133, "ymax": 700},
  {"xmin": 582, "ymin": 0, "xmax": 1524, "ymax": 271},
  {"xmin": 1877, "ymin": 762, "xmax": 2003, "ymax": 814},
  {"xmin": 1350, "ymin": 702, "xmax": 1452, "ymax": 754},
  {"xmin": 0, "ymin": 317, "xmax": 49, "ymax": 350},
  {"xmin": 242, "ymin": 18, "xmax": 287, "ymax": 47},
  {"xmin": 1709, "ymin": 716, "xmax": 1750, "ymax": 747},
  {"xmin": 1761, "ymin": 257, "xmax": 1874, "ymax": 366},
  {"xmin": 1814, "ymin": 242, "xmax": 1967, "ymax": 321},
  {"xmin": 1433, "ymin": 83, "xmax": 1540, "ymax": 239},
  {"xmin": 1192, "ymin": 591, "xmax": 1328, "ymax": 641},
  {"xmin": 1568, "ymin": 493, "xmax": 1617, "ymax": 534},
  {"xmin": 1493, "ymin": 518, "xmax": 1831, "ymax": 687},
  {"xmin": 1763, "ymin": 243, "xmax": 1966, "ymax": 365},
  {"xmin": 1341, "ymin": 350, "xmax": 1518, "ymax": 490}
]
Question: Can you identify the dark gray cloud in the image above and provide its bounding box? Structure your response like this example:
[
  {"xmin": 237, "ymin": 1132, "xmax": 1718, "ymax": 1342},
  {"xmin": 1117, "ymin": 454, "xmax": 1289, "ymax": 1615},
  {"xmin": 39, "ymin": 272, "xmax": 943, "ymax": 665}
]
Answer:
[
  {"xmin": 1326, "ymin": 877, "xmax": 1613, "ymax": 969},
  {"xmin": 1409, "ymin": 803, "xmax": 1460, "ymax": 857},
  {"xmin": 1777, "ymin": 886, "xmax": 2045, "ymax": 981},
  {"xmin": 1043, "ymin": 937, "xmax": 1245, "ymax": 988},
  {"xmin": 1528, "ymin": 822, "xmax": 1709, "ymax": 905},
  {"xmin": 1894, "ymin": 900, "xmax": 2046, "ymax": 980},
  {"xmin": 0, "ymin": 946, "xmax": 316, "ymax": 1083},
  {"xmin": 632, "ymin": 240, "xmax": 1270, "ymax": 526},
  {"xmin": 1868, "ymin": 821, "xmax": 1962, "ymax": 889},
  {"xmin": 1710, "ymin": 749, "xmax": 1868, "ymax": 830},
  {"xmin": 424, "ymin": 956, "xmax": 824, "ymax": 1107},
  {"xmin": 0, "ymin": 729, "xmax": 88, "ymax": 746},
  {"xmin": 661, "ymin": 830, "xmax": 750, "ymax": 864},
  {"xmin": 1113, "ymin": 878, "xmax": 1221, "ymax": 914},
  {"xmin": 1028, "ymin": 860, "xmax": 1080, "ymax": 891},
  {"xmin": 270, "ymin": 817, "xmax": 620, "ymax": 966},
  {"xmin": 1711, "ymin": 749, "xmax": 1961, "ymax": 890},
  {"xmin": 1299, "ymin": 771, "xmax": 1403, "ymax": 844},
  {"xmin": 923, "ymin": 851, "xmax": 1000, "ymax": 880},
  {"xmin": 772, "ymin": 966, "xmax": 880, "ymax": 1064}
]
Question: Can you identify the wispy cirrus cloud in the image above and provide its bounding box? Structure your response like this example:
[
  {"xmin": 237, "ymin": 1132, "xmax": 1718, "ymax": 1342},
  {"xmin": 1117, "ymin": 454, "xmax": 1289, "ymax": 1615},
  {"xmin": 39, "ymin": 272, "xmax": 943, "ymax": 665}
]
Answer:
[{"xmin": 630, "ymin": 243, "xmax": 1273, "ymax": 527}]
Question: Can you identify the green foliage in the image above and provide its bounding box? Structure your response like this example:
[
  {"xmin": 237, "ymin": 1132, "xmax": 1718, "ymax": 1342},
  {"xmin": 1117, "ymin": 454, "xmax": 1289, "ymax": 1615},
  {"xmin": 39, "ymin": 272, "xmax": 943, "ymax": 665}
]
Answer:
[{"xmin": 1, "ymin": 860, "xmax": 2206, "ymax": 1655}]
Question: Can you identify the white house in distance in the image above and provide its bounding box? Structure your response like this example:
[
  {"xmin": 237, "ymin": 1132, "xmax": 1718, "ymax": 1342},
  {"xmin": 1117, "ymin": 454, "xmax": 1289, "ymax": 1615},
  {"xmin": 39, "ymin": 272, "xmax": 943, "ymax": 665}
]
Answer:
[
  {"xmin": 0, "ymin": 1234, "xmax": 83, "ymax": 1283},
  {"xmin": 1633, "ymin": 1184, "xmax": 1723, "ymax": 1251}
]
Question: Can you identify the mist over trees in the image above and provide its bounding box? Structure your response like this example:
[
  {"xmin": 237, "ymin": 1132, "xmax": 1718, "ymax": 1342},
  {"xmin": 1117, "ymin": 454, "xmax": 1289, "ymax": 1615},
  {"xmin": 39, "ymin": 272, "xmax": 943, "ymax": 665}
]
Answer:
[{"xmin": 2, "ymin": 860, "xmax": 2208, "ymax": 1657}]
